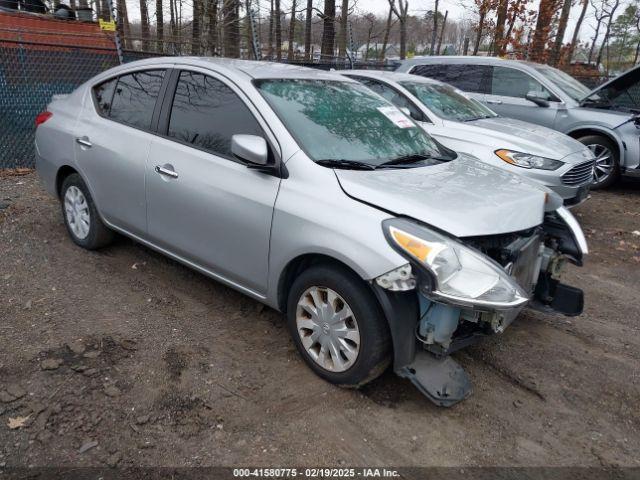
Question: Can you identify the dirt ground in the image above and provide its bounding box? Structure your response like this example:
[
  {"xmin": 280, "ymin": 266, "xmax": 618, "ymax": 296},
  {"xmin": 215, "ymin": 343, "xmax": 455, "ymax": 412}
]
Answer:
[{"xmin": 1, "ymin": 170, "xmax": 639, "ymax": 470}]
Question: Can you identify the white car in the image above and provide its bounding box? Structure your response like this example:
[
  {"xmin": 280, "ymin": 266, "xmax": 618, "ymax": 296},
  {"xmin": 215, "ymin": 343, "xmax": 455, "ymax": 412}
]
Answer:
[{"xmin": 340, "ymin": 70, "xmax": 595, "ymax": 206}]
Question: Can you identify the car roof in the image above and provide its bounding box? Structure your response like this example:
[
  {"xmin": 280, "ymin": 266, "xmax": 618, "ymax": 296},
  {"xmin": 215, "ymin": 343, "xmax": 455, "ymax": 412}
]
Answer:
[
  {"xmin": 399, "ymin": 55, "xmax": 543, "ymax": 70},
  {"xmin": 340, "ymin": 69, "xmax": 446, "ymax": 86},
  {"xmin": 109, "ymin": 56, "xmax": 353, "ymax": 82}
]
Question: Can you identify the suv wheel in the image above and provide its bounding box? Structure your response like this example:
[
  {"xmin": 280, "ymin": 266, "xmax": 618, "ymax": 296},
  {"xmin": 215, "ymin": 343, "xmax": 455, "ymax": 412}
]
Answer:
[
  {"xmin": 60, "ymin": 173, "xmax": 114, "ymax": 249},
  {"xmin": 286, "ymin": 264, "xmax": 391, "ymax": 387},
  {"xmin": 578, "ymin": 135, "xmax": 619, "ymax": 189}
]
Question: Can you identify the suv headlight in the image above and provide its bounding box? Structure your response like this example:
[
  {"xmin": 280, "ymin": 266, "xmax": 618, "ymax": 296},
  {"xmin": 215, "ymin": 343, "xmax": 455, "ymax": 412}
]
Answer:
[
  {"xmin": 496, "ymin": 149, "xmax": 564, "ymax": 170},
  {"xmin": 383, "ymin": 218, "xmax": 528, "ymax": 309}
]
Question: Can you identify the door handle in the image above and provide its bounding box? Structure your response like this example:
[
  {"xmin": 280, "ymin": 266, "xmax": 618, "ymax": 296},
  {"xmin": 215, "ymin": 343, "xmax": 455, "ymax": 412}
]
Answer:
[
  {"xmin": 75, "ymin": 137, "xmax": 92, "ymax": 148},
  {"xmin": 155, "ymin": 165, "xmax": 178, "ymax": 178}
]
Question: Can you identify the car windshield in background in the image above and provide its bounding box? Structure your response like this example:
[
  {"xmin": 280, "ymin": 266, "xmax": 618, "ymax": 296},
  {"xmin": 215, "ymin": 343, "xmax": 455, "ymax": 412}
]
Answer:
[
  {"xmin": 399, "ymin": 81, "xmax": 496, "ymax": 122},
  {"xmin": 255, "ymin": 79, "xmax": 452, "ymax": 167},
  {"xmin": 534, "ymin": 66, "xmax": 591, "ymax": 102}
]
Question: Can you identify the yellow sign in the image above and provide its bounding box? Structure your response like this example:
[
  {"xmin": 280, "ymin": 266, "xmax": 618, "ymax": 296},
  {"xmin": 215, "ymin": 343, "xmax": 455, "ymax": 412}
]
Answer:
[{"xmin": 99, "ymin": 19, "xmax": 116, "ymax": 32}]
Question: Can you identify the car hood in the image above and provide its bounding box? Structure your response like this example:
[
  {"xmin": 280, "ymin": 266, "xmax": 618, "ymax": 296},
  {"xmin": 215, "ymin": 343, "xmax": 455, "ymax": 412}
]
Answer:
[
  {"xmin": 453, "ymin": 117, "xmax": 587, "ymax": 161},
  {"xmin": 335, "ymin": 154, "xmax": 546, "ymax": 238},
  {"xmin": 582, "ymin": 64, "xmax": 640, "ymax": 103}
]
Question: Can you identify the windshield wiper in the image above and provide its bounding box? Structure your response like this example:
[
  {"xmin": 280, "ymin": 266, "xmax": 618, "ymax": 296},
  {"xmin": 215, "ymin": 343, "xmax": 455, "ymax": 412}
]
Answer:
[
  {"xmin": 462, "ymin": 115, "xmax": 493, "ymax": 122},
  {"xmin": 377, "ymin": 154, "xmax": 434, "ymax": 168},
  {"xmin": 315, "ymin": 159, "xmax": 376, "ymax": 170}
]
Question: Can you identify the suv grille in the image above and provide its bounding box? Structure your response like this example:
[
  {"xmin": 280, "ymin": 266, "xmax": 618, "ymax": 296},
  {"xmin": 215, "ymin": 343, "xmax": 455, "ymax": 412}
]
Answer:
[{"xmin": 562, "ymin": 160, "xmax": 595, "ymax": 186}]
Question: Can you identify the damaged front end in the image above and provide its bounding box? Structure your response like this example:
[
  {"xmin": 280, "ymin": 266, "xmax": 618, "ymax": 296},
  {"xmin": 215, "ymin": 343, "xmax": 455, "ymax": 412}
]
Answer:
[{"xmin": 373, "ymin": 206, "xmax": 587, "ymax": 407}]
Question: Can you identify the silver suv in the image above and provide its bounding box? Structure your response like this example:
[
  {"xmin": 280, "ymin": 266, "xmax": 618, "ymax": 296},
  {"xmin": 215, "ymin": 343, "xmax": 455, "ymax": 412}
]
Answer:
[
  {"xmin": 397, "ymin": 57, "xmax": 640, "ymax": 188},
  {"xmin": 35, "ymin": 58, "xmax": 587, "ymax": 406}
]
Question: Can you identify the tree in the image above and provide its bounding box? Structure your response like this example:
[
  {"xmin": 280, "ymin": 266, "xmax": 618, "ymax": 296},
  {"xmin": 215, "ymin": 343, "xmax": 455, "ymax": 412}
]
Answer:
[
  {"xmin": 472, "ymin": 0, "xmax": 492, "ymax": 55},
  {"xmin": 528, "ymin": 0, "xmax": 562, "ymax": 62},
  {"xmin": 156, "ymin": 0, "xmax": 164, "ymax": 52},
  {"xmin": 222, "ymin": 0, "xmax": 239, "ymax": 57},
  {"xmin": 380, "ymin": 1, "xmax": 394, "ymax": 60},
  {"xmin": 362, "ymin": 13, "xmax": 377, "ymax": 61},
  {"xmin": 493, "ymin": 0, "xmax": 508, "ymax": 56},
  {"xmin": 139, "ymin": 0, "xmax": 151, "ymax": 51},
  {"xmin": 437, "ymin": 9, "xmax": 448, "ymax": 54},
  {"xmin": 566, "ymin": 0, "xmax": 588, "ymax": 65},
  {"xmin": 430, "ymin": 0, "xmax": 439, "ymax": 54},
  {"xmin": 192, "ymin": 0, "xmax": 202, "ymax": 54},
  {"xmin": 275, "ymin": 0, "xmax": 282, "ymax": 60},
  {"xmin": 338, "ymin": 0, "xmax": 349, "ymax": 57},
  {"xmin": 320, "ymin": 0, "xmax": 336, "ymax": 58},
  {"xmin": 304, "ymin": 0, "xmax": 313, "ymax": 59},
  {"xmin": 589, "ymin": 0, "xmax": 609, "ymax": 63},
  {"xmin": 390, "ymin": 0, "xmax": 409, "ymax": 59},
  {"xmin": 288, "ymin": 0, "xmax": 297, "ymax": 60},
  {"xmin": 596, "ymin": 0, "xmax": 621, "ymax": 68},
  {"xmin": 115, "ymin": 0, "xmax": 130, "ymax": 48},
  {"xmin": 549, "ymin": 0, "xmax": 572, "ymax": 65},
  {"xmin": 207, "ymin": 0, "xmax": 218, "ymax": 55}
]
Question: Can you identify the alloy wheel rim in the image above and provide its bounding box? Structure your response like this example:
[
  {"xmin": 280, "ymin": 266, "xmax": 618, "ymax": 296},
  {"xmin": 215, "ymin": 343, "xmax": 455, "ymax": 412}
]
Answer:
[
  {"xmin": 587, "ymin": 143, "xmax": 613, "ymax": 185},
  {"xmin": 64, "ymin": 186, "xmax": 90, "ymax": 240},
  {"xmin": 295, "ymin": 286, "xmax": 360, "ymax": 373}
]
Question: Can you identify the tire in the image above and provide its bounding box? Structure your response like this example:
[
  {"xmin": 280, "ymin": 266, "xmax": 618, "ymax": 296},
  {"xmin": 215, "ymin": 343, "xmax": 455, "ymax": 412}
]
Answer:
[
  {"xmin": 577, "ymin": 134, "xmax": 620, "ymax": 189},
  {"xmin": 60, "ymin": 173, "xmax": 114, "ymax": 249},
  {"xmin": 286, "ymin": 264, "xmax": 391, "ymax": 387}
]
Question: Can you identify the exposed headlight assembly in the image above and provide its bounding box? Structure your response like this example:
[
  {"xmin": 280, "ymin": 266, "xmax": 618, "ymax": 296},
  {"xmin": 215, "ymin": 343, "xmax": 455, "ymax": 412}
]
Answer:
[
  {"xmin": 496, "ymin": 149, "xmax": 564, "ymax": 170},
  {"xmin": 383, "ymin": 218, "xmax": 529, "ymax": 309}
]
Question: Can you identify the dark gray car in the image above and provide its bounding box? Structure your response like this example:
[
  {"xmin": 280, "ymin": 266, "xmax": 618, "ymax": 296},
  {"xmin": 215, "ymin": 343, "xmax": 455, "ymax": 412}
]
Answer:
[{"xmin": 397, "ymin": 57, "xmax": 640, "ymax": 188}]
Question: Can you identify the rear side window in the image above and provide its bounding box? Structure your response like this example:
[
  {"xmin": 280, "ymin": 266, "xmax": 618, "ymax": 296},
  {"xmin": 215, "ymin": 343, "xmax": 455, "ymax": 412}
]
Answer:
[
  {"xmin": 109, "ymin": 70, "xmax": 165, "ymax": 131},
  {"xmin": 410, "ymin": 64, "xmax": 490, "ymax": 94},
  {"xmin": 93, "ymin": 78, "xmax": 117, "ymax": 116},
  {"xmin": 167, "ymin": 71, "xmax": 263, "ymax": 158}
]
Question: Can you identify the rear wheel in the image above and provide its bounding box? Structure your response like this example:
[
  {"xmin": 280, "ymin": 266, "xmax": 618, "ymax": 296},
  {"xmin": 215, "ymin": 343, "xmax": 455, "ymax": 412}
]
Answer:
[
  {"xmin": 286, "ymin": 264, "xmax": 391, "ymax": 387},
  {"xmin": 577, "ymin": 134, "xmax": 619, "ymax": 189},
  {"xmin": 60, "ymin": 173, "xmax": 114, "ymax": 249}
]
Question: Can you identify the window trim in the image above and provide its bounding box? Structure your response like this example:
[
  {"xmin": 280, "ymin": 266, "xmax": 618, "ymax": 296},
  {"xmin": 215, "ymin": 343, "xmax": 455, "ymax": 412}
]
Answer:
[
  {"xmin": 90, "ymin": 67, "xmax": 170, "ymax": 134},
  {"xmin": 155, "ymin": 67, "xmax": 283, "ymax": 169}
]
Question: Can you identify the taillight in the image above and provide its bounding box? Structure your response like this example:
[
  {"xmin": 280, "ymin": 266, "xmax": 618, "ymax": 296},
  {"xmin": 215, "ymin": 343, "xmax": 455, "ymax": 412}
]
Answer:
[{"xmin": 35, "ymin": 111, "xmax": 52, "ymax": 127}]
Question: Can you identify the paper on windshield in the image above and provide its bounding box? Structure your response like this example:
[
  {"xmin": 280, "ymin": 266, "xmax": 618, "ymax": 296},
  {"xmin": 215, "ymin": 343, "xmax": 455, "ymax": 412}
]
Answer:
[{"xmin": 377, "ymin": 106, "xmax": 415, "ymax": 129}]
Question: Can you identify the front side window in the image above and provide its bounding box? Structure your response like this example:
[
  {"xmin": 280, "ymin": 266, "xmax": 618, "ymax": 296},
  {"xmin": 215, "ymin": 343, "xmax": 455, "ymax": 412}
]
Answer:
[
  {"xmin": 167, "ymin": 71, "xmax": 263, "ymax": 158},
  {"xmin": 109, "ymin": 70, "xmax": 165, "ymax": 130},
  {"xmin": 534, "ymin": 65, "xmax": 591, "ymax": 102},
  {"xmin": 490, "ymin": 66, "xmax": 554, "ymax": 100},
  {"xmin": 256, "ymin": 79, "xmax": 451, "ymax": 166},
  {"xmin": 400, "ymin": 81, "xmax": 496, "ymax": 122},
  {"xmin": 411, "ymin": 64, "xmax": 490, "ymax": 94}
]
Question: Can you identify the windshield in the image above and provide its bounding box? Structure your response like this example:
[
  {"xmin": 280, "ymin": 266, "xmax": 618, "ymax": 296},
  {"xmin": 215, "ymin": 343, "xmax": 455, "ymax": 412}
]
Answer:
[
  {"xmin": 255, "ymin": 79, "xmax": 452, "ymax": 166},
  {"xmin": 399, "ymin": 81, "xmax": 496, "ymax": 122},
  {"xmin": 534, "ymin": 66, "xmax": 591, "ymax": 101}
]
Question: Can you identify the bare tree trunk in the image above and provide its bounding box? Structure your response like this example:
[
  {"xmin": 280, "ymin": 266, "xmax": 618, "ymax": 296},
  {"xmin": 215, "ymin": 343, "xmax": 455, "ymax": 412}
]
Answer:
[
  {"xmin": 156, "ymin": 0, "xmax": 164, "ymax": 52},
  {"xmin": 321, "ymin": 0, "xmax": 336, "ymax": 59},
  {"xmin": 192, "ymin": 0, "xmax": 201, "ymax": 54},
  {"xmin": 549, "ymin": 0, "xmax": 571, "ymax": 65},
  {"xmin": 304, "ymin": 0, "xmax": 312, "ymax": 59},
  {"xmin": 430, "ymin": 0, "xmax": 438, "ymax": 55},
  {"xmin": 275, "ymin": 0, "xmax": 282, "ymax": 60},
  {"xmin": 207, "ymin": 0, "xmax": 218, "ymax": 54},
  {"xmin": 288, "ymin": 0, "xmax": 296, "ymax": 60},
  {"xmin": 596, "ymin": 1, "xmax": 620, "ymax": 67},
  {"xmin": 140, "ymin": 0, "xmax": 151, "ymax": 51},
  {"xmin": 528, "ymin": 0, "xmax": 559, "ymax": 62},
  {"xmin": 566, "ymin": 0, "xmax": 588, "ymax": 64},
  {"xmin": 380, "ymin": 2, "xmax": 393, "ymax": 60},
  {"xmin": 473, "ymin": 7, "xmax": 486, "ymax": 55},
  {"xmin": 268, "ymin": 0, "xmax": 274, "ymax": 58},
  {"xmin": 116, "ymin": 0, "xmax": 130, "ymax": 48},
  {"xmin": 223, "ymin": 0, "xmax": 239, "ymax": 57},
  {"xmin": 437, "ymin": 10, "xmax": 447, "ymax": 55},
  {"xmin": 493, "ymin": 0, "xmax": 507, "ymax": 56},
  {"xmin": 338, "ymin": 0, "xmax": 348, "ymax": 58},
  {"xmin": 634, "ymin": 39, "xmax": 640, "ymax": 64}
]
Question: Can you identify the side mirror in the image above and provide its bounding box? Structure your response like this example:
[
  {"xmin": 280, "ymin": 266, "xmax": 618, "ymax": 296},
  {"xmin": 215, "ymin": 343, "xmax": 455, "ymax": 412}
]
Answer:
[
  {"xmin": 231, "ymin": 134, "xmax": 268, "ymax": 166},
  {"xmin": 399, "ymin": 107, "xmax": 411, "ymax": 116},
  {"xmin": 525, "ymin": 91, "xmax": 550, "ymax": 108}
]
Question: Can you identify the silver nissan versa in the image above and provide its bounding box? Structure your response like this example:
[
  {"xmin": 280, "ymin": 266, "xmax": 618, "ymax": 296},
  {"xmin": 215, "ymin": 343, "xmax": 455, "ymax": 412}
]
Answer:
[{"xmin": 35, "ymin": 58, "xmax": 588, "ymax": 406}]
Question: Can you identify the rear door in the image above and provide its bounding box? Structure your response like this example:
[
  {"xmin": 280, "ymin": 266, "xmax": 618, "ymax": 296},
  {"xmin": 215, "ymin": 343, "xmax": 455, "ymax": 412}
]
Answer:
[
  {"xmin": 145, "ymin": 69, "xmax": 281, "ymax": 295},
  {"xmin": 485, "ymin": 66, "xmax": 561, "ymax": 128},
  {"xmin": 75, "ymin": 68, "xmax": 168, "ymax": 235},
  {"xmin": 409, "ymin": 63, "xmax": 490, "ymax": 103}
]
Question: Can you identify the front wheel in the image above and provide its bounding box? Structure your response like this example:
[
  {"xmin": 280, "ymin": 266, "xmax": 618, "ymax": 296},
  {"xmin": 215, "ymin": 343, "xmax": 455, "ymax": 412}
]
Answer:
[
  {"xmin": 286, "ymin": 264, "xmax": 391, "ymax": 387},
  {"xmin": 577, "ymin": 135, "xmax": 620, "ymax": 189}
]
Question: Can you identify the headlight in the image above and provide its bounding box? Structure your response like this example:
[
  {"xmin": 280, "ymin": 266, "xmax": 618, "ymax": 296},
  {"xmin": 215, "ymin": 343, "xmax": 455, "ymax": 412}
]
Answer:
[
  {"xmin": 383, "ymin": 218, "xmax": 528, "ymax": 309},
  {"xmin": 496, "ymin": 149, "xmax": 564, "ymax": 170}
]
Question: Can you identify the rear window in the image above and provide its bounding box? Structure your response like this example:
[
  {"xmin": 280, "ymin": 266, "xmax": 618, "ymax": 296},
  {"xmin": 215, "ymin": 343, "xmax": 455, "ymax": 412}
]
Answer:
[
  {"xmin": 410, "ymin": 64, "xmax": 490, "ymax": 94},
  {"xmin": 108, "ymin": 70, "xmax": 165, "ymax": 131}
]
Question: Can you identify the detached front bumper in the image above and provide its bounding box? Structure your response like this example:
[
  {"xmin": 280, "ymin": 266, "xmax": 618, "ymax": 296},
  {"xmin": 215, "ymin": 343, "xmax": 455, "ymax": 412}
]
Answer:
[{"xmin": 373, "ymin": 207, "xmax": 587, "ymax": 407}]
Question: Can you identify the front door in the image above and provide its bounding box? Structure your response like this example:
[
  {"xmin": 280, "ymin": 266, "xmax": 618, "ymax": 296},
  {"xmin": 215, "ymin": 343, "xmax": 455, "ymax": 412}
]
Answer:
[
  {"xmin": 145, "ymin": 69, "xmax": 281, "ymax": 295},
  {"xmin": 484, "ymin": 66, "xmax": 560, "ymax": 128}
]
